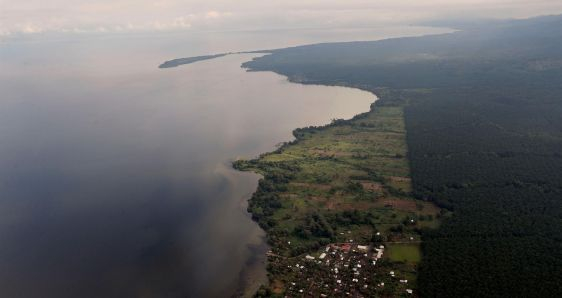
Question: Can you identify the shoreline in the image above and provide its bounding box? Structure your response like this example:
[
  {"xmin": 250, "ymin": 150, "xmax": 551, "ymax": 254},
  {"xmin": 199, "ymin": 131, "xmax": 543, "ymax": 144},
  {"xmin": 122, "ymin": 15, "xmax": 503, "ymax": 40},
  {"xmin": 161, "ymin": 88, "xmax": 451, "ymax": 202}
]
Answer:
[
  {"xmin": 157, "ymin": 51, "xmax": 424, "ymax": 296},
  {"xmin": 232, "ymin": 77, "xmax": 442, "ymax": 295},
  {"xmin": 235, "ymin": 169, "xmax": 269, "ymax": 298},
  {"xmin": 231, "ymin": 73, "xmax": 379, "ymax": 297}
]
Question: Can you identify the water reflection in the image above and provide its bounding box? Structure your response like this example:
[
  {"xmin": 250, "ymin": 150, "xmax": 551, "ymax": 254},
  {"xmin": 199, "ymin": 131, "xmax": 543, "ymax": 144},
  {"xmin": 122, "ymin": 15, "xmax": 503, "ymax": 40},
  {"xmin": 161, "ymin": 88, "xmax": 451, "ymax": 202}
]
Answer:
[
  {"xmin": 0, "ymin": 26, "xmax": 453, "ymax": 296},
  {"xmin": 0, "ymin": 48, "xmax": 374, "ymax": 297}
]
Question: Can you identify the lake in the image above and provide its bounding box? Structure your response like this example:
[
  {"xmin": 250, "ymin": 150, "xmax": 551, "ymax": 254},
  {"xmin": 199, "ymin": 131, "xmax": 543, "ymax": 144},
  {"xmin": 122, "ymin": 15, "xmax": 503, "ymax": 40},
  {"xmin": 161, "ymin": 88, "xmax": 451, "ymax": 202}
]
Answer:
[{"xmin": 0, "ymin": 26, "xmax": 449, "ymax": 297}]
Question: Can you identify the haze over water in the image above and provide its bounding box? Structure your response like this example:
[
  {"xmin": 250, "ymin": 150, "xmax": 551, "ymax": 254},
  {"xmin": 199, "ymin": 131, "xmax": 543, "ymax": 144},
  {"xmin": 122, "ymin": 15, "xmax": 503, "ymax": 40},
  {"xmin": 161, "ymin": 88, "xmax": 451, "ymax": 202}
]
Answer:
[{"xmin": 0, "ymin": 26, "xmax": 448, "ymax": 297}]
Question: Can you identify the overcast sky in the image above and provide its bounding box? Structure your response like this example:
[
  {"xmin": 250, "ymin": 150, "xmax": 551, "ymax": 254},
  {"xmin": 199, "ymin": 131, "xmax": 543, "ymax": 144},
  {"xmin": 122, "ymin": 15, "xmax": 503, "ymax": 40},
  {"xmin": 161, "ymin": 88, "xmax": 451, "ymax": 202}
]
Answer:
[{"xmin": 2, "ymin": 0, "xmax": 562, "ymax": 36}]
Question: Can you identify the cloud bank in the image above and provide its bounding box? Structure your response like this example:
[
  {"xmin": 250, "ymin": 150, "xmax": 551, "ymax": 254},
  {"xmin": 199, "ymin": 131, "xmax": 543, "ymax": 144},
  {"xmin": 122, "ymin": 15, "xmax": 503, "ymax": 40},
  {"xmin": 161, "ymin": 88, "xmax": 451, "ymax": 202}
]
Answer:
[{"xmin": 1, "ymin": 0, "xmax": 562, "ymax": 36}]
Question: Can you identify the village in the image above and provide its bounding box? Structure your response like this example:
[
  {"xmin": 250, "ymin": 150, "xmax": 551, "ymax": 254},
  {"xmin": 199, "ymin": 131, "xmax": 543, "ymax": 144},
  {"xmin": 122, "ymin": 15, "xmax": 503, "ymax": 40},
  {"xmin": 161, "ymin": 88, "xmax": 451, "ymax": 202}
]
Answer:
[{"xmin": 270, "ymin": 240, "xmax": 415, "ymax": 297}]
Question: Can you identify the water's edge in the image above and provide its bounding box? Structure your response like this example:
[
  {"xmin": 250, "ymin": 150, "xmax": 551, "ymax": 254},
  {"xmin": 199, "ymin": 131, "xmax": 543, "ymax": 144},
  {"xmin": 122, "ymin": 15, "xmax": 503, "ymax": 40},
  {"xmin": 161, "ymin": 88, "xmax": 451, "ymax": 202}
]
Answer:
[{"xmin": 232, "ymin": 61, "xmax": 378, "ymax": 297}]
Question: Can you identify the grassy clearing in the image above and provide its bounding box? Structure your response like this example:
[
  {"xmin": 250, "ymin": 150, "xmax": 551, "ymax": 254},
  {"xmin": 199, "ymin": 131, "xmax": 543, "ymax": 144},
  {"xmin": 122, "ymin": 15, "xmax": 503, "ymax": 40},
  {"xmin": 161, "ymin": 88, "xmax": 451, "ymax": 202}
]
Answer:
[
  {"xmin": 387, "ymin": 243, "xmax": 422, "ymax": 263},
  {"xmin": 234, "ymin": 97, "xmax": 442, "ymax": 296}
]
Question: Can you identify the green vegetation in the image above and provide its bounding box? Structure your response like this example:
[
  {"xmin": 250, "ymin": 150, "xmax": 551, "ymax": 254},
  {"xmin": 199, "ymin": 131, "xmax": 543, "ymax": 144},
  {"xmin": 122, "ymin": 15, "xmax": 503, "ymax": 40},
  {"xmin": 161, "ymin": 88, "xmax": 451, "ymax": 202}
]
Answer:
[
  {"xmin": 235, "ymin": 95, "xmax": 441, "ymax": 296},
  {"xmin": 387, "ymin": 244, "xmax": 422, "ymax": 263},
  {"xmin": 242, "ymin": 15, "xmax": 562, "ymax": 297}
]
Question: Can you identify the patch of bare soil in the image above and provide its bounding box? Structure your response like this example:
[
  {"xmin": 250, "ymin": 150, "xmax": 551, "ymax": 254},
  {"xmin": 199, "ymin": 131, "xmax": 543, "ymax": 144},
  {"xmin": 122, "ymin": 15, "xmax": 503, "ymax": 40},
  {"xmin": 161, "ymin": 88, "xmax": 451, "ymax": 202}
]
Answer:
[
  {"xmin": 387, "ymin": 176, "xmax": 411, "ymax": 183},
  {"xmin": 375, "ymin": 198, "xmax": 419, "ymax": 212},
  {"xmin": 358, "ymin": 181, "xmax": 383, "ymax": 192}
]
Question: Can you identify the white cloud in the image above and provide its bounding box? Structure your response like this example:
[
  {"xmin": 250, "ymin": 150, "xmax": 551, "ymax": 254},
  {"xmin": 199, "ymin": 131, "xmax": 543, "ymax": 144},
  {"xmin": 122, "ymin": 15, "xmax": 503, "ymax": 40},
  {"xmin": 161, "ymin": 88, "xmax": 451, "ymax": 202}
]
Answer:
[
  {"xmin": 1, "ymin": 0, "xmax": 561, "ymax": 36},
  {"xmin": 205, "ymin": 10, "xmax": 231, "ymax": 19}
]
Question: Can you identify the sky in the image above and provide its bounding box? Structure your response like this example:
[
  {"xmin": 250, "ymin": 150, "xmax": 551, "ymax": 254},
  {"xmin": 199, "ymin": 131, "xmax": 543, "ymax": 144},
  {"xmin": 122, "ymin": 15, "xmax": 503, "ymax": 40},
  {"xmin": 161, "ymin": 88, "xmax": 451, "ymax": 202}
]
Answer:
[{"xmin": 1, "ymin": 0, "xmax": 562, "ymax": 36}]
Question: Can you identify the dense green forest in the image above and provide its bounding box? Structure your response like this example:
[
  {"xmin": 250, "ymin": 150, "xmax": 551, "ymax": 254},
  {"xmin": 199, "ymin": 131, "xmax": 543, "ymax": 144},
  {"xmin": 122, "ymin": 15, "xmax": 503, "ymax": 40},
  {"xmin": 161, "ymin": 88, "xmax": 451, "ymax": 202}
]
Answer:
[{"xmin": 243, "ymin": 15, "xmax": 562, "ymax": 297}]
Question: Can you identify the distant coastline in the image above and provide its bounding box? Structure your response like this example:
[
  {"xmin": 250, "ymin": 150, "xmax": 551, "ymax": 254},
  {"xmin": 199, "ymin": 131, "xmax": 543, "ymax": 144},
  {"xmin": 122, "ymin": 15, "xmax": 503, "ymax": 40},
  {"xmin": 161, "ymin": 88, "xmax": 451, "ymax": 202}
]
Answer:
[
  {"xmin": 159, "ymin": 53, "xmax": 231, "ymax": 68},
  {"xmin": 159, "ymin": 50, "xmax": 430, "ymax": 297},
  {"xmin": 158, "ymin": 50, "xmax": 276, "ymax": 68}
]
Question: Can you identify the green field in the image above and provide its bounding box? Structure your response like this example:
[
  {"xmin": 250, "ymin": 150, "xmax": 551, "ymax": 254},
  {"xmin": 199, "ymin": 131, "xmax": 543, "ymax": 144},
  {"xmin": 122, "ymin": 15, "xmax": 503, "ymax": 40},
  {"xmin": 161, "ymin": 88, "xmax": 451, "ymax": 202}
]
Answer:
[
  {"xmin": 386, "ymin": 243, "xmax": 422, "ymax": 263},
  {"xmin": 234, "ymin": 95, "xmax": 442, "ymax": 296}
]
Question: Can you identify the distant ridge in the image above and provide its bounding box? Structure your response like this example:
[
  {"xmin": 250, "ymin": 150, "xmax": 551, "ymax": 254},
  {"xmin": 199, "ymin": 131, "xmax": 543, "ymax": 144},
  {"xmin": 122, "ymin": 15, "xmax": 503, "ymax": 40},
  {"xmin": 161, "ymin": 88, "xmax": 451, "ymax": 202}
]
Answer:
[
  {"xmin": 159, "ymin": 50, "xmax": 276, "ymax": 69},
  {"xmin": 159, "ymin": 53, "xmax": 230, "ymax": 68}
]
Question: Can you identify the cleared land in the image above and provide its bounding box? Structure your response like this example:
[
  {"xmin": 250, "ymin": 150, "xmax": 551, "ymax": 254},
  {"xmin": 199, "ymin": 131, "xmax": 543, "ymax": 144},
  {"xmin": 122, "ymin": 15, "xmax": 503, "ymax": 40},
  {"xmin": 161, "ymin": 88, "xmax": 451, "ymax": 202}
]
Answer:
[
  {"xmin": 386, "ymin": 243, "xmax": 422, "ymax": 263},
  {"xmin": 235, "ymin": 95, "xmax": 443, "ymax": 297},
  {"xmin": 236, "ymin": 15, "xmax": 562, "ymax": 297}
]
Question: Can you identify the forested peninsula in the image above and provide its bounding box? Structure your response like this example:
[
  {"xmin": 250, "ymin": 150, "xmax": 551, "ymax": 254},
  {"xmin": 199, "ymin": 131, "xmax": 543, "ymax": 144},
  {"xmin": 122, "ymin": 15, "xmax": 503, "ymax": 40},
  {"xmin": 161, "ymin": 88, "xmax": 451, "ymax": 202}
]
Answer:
[
  {"xmin": 159, "ymin": 53, "xmax": 229, "ymax": 68},
  {"xmin": 236, "ymin": 15, "xmax": 562, "ymax": 297}
]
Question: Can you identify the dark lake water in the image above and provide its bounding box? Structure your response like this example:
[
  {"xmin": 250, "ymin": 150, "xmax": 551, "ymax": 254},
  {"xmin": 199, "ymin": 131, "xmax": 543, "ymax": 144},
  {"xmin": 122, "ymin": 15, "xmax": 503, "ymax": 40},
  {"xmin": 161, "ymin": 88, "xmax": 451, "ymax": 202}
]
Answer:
[{"xmin": 0, "ymin": 27, "xmax": 449, "ymax": 297}]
